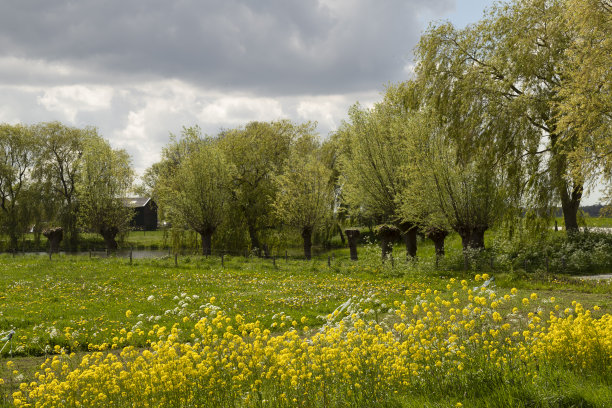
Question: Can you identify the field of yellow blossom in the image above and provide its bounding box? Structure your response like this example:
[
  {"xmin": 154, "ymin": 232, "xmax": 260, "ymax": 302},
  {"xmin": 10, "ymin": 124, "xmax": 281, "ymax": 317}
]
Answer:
[{"xmin": 1, "ymin": 254, "xmax": 611, "ymax": 407}]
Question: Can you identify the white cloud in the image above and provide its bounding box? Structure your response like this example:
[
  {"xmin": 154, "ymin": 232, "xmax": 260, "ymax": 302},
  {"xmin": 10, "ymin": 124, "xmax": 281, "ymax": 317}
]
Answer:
[
  {"xmin": 37, "ymin": 85, "xmax": 114, "ymax": 122},
  {"xmin": 296, "ymin": 91, "xmax": 379, "ymax": 132},
  {"xmin": 198, "ymin": 96, "xmax": 284, "ymax": 125}
]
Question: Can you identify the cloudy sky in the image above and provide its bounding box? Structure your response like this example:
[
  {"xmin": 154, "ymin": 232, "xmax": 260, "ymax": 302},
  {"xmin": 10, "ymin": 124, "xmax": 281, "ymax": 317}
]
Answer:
[{"xmin": 1, "ymin": 0, "xmax": 495, "ymax": 177}]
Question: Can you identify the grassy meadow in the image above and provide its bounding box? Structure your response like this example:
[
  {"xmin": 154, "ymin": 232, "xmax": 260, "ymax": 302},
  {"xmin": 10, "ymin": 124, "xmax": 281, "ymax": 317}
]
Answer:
[{"xmin": 0, "ymin": 247, "xmax": 610, "ymax": 407}]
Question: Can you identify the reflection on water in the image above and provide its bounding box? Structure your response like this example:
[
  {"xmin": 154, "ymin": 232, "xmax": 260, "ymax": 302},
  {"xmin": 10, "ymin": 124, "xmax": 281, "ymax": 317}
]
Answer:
[{"xmin": 7, "ymin": 250, "xmax": 173, "ymax": 259}]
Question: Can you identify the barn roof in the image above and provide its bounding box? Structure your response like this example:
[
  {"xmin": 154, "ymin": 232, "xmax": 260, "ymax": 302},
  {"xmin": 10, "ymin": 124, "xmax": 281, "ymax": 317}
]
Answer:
[{"xmin": 121, "ymin": 197, "xmax": 152, "ymax": 208}]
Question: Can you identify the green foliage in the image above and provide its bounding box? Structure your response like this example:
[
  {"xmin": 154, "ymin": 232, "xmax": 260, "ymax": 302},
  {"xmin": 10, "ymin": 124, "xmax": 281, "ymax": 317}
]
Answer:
[
  {"xmin": 337, "ymin": 101, "xmax": 407, "ymax": 224},
  {"xmin": 33, "ymin": 122, "xmax": 93, "ymax": 249},
  {"xmin": 77, "ymin": 134, "xmax": 134, "ymax": 250},
  {"xmin": 557, "ymin": 0, "xmax": 612, "ymax": 200},
  {"xmin": 415, "ymin": 0, "xmax": 608, "ymax": 231},
  {"xmin": 0, "ymin": 123, "xmax": 40, "ymax": 249},
  {"xmin": 219, "ymin": 120, "xmax": 312, "ymax": 253},
  {"xmin": 273, "ymin": 136, "xmax": 333, "ymax": 258},
  {"xmin": 158, "ymin": 130, "xmax": 231, "ymax": 255}
]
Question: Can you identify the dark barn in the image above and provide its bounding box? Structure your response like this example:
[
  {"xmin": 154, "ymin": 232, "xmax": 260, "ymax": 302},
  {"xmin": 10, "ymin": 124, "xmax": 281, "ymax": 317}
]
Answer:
[{"xmin": 122, "ymin": 197, "xmax": 158, "ymax": 231}]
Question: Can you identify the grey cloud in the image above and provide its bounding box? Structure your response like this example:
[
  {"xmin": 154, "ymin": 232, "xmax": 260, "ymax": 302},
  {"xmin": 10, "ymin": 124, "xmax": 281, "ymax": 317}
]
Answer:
[{"xmin": 0, "ymin": 0, "xmax": 453, "ymax": 94}]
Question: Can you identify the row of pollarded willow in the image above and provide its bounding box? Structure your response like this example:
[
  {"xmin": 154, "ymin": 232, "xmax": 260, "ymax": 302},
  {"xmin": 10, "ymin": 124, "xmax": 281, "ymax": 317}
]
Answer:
[
  {"xmin": 147, "ymin": 123, "xmax": 334, "ymax": 259},
  {"xmin": 0, "ymin": 122, "xmax": 133, "ymax": 251}
]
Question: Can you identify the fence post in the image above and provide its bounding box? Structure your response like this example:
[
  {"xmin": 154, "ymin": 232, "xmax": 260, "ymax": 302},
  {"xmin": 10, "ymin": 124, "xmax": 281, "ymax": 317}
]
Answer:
[
  {"xmin": 89, "ymin": 249, "xmax": 92, "ymax": 258},
  {"xmin": 175, "ymin": 253, "xmax": 178, "ymax": 267},
  {"xmin": 130, "ymin": 249, "xmax": 133, "ymax": 265},
  {"xmin": 285, "ymin": 250, "xmax": 288, "ymax": 263},
  {"xmin": 221, "ymin": 253, "xmax": 224, "ymax": 268},
  {"xmin": 327, "ymin": 256, "xmax": 331, "ymax": 267}
]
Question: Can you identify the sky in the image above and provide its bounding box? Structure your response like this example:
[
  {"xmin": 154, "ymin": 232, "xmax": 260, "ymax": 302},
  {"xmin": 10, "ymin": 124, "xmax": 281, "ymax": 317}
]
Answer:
[{"xmin": 0, "ymin": 0, "xmax": 601, "ymax": 204}]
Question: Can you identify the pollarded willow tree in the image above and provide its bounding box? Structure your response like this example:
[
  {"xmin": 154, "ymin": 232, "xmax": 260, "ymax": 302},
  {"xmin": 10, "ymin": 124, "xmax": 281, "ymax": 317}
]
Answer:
[
  {"xmin": 392, "ymin": 102, "xmax": 451, "ymax": 257},
  {"xmin": 337, "ymin": 96, "xmax": 418, "ymax": 259},
  {"xmin": 157, "ymin": 129, "xmax": 231, "ymax": 256},
  {"xmin": 219, "ymin": 120, "xmax": 309, "ymax": 256},
  {"xmin": 77, "ymin": 134, "xmax": 134, "ymax": 251},
  {"xmin": 273, "ymin": 136, "xmax": 333, "ymax": 260},
  {"xmin": 416, "ymin": 0, "xmax": 610, "ymax": 232},
  {"xmin": 404, "ymin": 111, "xmax": 509, "ymax": 251},
  {"xmin": 409, "ymin": 18, "xmax": 532, "ymax": 251}
]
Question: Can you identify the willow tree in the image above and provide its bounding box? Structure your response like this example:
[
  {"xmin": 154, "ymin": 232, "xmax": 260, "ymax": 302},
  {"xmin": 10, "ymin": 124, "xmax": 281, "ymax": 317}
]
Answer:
[
  {"xmin": 273, "ymin": 137, "xmax": 333, "ymax": 260},
  {"xmin": 416, "ymin": 0, "xmax": 601, "ymax": 232},
  {"xmin": 405, "ymin": 114, "xmax": 509, "ymax": 251},
  {"xmin": 394, "ymin": 107, "xmax": 450, "ymax": 257},
  {"xmin": 219, "ymin": 120, "xmax": 308, "ymax": 255},
  {"xmin": 337, "ymin": 97, "xmax": 417, "ymax": 258},
  {"xmin": 557, "ymin": 0, "xmax": 612, "ymax": 203},
  {"xmin": 410, "ymin": 20, "xmax": 531, "ymax": 250},
  {"xmin": 142, "ymin": 126, "xmax": 205, "ymax": 228},
  {"xmin": 0, "ymin": 123, "xmax": 39, "ymax": 249},
  {"xmin": 156, "ymin": 130, "xmax": 230, "ymax": 256},
  {"xmin": 77, "ymin": 135, "xmax": 133, "ymax": 251},
  {"xmin": 34, "ymin": 122, "xmax": 90, "ymax": 250}
]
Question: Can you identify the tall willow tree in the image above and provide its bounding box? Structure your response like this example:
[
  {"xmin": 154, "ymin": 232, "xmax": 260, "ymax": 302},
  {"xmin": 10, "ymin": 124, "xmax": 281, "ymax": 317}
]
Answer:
[
  {"xmin": 557, "ymin": 0, "xmax": 612, "ymax": 203},
  {"xmin": 0, "ymin": 123, "xmax": 39, "ymax": 249},
  {"xmin": 416, "ymin": 0, "xmax": 607, "ymax": 232},
  {"xmin": 394, "ymin": 107, "xmax": 450, "ymax": 256},
  {"xmin": 273, "ymin": 136, "xmax": 333, "ymax": 260},
  {"xmin": 158, "ymin": 135, "xmax": 231, "ymax": 256},
  {"xmin": 34, "ymin": 122, "xmax": 90, "ymax": 250},
  {"xmin": 77, "ymin": 135, "xmax": 133, "ymax": 251},
  {"xmin": 142, "ymin": 126, "xmax": 204, "ymax": 226},
  {"xmin": 219, "ymin": 121, "xmax": 308, "ymax": 255},
  {"xmin": 338, "ymin": 97, "xmax": 418, "ymax": 258}
]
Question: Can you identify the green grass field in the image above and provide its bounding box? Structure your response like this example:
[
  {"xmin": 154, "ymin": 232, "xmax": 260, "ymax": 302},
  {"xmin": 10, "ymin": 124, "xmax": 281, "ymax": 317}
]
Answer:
[{"xmin": 0, "ymin": 252, "xmax": 610, "ymax": 407}]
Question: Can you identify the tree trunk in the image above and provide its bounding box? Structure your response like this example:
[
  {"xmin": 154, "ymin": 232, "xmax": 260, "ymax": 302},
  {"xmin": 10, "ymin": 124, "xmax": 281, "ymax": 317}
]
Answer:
[
  {"xmin": 457, "ymin": 225, "xmax": 486, "ymax": 251},
  {"xmin": 345, "ymin": 229, "xmax": 360, "ymax": 261},
  {"xmin": 100, "ymin": 226, "xmax": 119, "ymax": 251},
  {"xmin": 66, "ymin": 226, "xmax": 79, "ymax": 251},
  {"xmin": 338, "ymin": 227, "xmax": 346, "ymax": 245},
  {"xmin": 302, "ymin": 226, "xmax": 313, "ymax": 260},
  {"xmin": 427, "ymin": 229, "xmax": 448, "ymax": 257},
  {"xmin": 66, "ymin": 214, "xmax": 79, "ymax": 251},
  {"xmin": 43, "ymin": 227, "xmax": 63, "ymax": 253},
  {"xmin": 247, "ymin": 222, "xmax": 261, "ymax": 256},
  {"xmin": 550, "ymin": 134, "xmax": 583, "ymax": 234},
  {"xmin": 400, "ymin": 223, "xmax": 417, "ymax": 259},
  {"xmin": 560, "ymin": 184, "xmax": 582, "ymax": 233},
  {"xmin": 377, "ymin": 225, "xmax": 400, "ymax": 261},
  {"xmin": 200, "ymin": 229, "xmax": 213, "ymax": 256}
]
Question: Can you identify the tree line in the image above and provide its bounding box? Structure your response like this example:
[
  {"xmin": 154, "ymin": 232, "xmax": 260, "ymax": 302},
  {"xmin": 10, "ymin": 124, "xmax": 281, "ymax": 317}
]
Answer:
[
  {"xmin": 1, "ymin": 0, "xmax": 610, "ymax": 259},
  {"xmin": 0, "ymin": 122, "xmax": 133, "ymax": 252}
]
